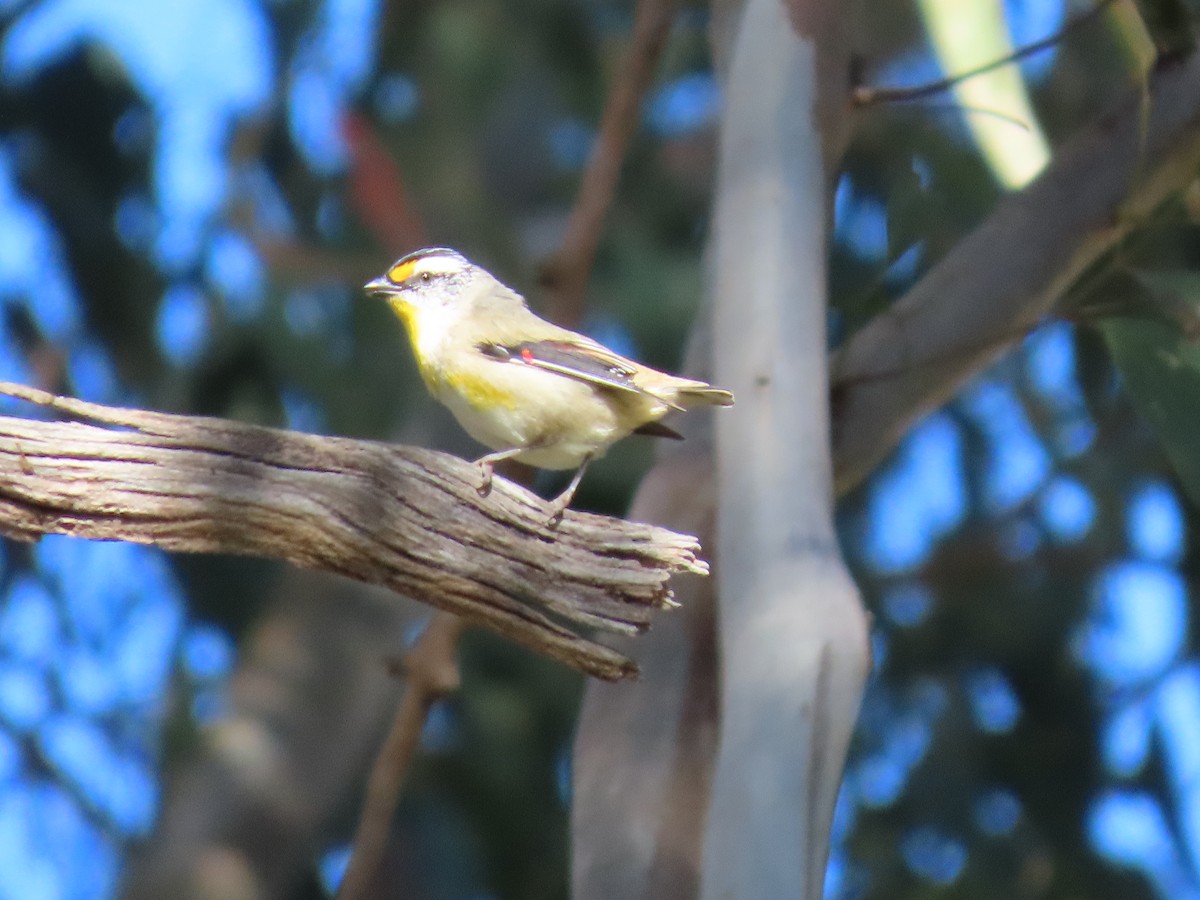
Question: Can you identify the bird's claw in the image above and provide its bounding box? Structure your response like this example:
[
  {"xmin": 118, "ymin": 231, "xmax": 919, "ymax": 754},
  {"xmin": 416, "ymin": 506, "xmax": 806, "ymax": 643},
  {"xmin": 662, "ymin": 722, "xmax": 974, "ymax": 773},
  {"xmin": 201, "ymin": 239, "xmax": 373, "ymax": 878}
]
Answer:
[{"xmin": 477, "ymin": 463, "xmax": 494, "ymax": 498}]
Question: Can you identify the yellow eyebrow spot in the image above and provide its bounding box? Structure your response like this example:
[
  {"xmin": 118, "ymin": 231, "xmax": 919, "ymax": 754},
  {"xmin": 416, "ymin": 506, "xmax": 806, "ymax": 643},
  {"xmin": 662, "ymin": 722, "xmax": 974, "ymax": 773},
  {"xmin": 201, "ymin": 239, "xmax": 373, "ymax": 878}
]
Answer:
[{"xmin": 388, "ymin": 260, "xmax": 418, "ymax": 283}]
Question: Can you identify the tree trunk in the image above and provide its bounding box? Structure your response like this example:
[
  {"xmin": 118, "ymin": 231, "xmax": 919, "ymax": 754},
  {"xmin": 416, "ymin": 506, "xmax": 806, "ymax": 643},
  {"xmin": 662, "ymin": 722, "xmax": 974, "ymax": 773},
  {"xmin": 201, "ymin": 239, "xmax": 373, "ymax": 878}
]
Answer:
[
  {"xmin": 573, "ymin": 0, "xmax": 869, "ymax": 897},
  {"xmin": 702, "ymin": 0, "xmax": 868, "ymax": 896}
]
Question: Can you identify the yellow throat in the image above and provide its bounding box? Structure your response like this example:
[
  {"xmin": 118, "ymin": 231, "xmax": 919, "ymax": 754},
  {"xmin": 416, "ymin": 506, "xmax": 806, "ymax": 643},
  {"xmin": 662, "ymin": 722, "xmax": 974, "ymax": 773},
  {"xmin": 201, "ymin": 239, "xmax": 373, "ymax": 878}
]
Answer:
[{"xmin": 386, "ymin": 296, "xmax": 516, "ymax": 410}]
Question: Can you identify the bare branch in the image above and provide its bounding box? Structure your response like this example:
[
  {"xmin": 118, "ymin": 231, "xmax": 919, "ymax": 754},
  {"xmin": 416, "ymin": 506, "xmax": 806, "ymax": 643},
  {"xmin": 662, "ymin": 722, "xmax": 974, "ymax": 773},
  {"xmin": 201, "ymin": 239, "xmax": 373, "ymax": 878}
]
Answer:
[
  {"xmin": 0, "ymin": 382, "xmax": 706, "ymax": 681},
  {"xmin": 538, "ymin": 0, "xmax": 683, "ymax": 326},
  {"xmin": 853, "ymin": 0, "xmax": 1120, "ymax": 107},
  {"xmin": 833, "ymin": 50, "xmax": 1200, "ymax": 494},
  {"xmin": 337, "ymin": 612, "xmax": 466, "ymax": 900}
]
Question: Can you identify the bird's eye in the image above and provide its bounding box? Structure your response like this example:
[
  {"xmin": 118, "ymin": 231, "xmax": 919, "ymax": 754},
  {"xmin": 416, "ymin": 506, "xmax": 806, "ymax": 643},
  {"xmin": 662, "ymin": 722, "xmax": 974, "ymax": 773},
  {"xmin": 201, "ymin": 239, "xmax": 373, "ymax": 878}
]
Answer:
[{"xmin": 419, "ymin": 272, "xmax": 432, "ymax": 283}]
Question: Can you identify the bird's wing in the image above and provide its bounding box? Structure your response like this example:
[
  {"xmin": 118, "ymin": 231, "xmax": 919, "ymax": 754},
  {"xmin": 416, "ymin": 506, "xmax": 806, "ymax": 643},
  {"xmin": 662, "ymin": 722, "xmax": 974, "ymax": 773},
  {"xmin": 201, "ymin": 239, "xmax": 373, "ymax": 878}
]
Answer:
[{"xmin": 477, "ymin": 339, "xmax": 683, "ymax": 410}]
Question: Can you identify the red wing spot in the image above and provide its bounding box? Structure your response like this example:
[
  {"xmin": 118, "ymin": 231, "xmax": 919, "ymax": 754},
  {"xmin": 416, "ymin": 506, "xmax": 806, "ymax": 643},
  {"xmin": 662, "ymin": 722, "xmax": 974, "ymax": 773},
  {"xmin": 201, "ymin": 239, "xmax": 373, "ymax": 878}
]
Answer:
[{"xmin": 520, "ymin": 348, "xmax": 535, "ymax": 362}]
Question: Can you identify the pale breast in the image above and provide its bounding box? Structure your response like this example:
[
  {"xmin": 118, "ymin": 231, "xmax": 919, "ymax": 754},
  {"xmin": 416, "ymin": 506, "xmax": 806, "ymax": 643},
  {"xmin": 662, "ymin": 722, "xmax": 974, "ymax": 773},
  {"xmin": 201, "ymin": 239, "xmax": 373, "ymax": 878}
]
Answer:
[{"xmin": 441, "ymin": 364, "xmax": 612, "ymax": 464}]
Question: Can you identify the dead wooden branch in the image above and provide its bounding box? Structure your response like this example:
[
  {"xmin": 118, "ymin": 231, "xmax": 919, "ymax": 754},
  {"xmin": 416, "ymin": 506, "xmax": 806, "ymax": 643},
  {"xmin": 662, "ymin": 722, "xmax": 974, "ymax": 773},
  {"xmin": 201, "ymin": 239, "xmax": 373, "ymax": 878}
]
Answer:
[{"xmin": 0, "ymin": 382, "xmax": 706, "ymax": 681}]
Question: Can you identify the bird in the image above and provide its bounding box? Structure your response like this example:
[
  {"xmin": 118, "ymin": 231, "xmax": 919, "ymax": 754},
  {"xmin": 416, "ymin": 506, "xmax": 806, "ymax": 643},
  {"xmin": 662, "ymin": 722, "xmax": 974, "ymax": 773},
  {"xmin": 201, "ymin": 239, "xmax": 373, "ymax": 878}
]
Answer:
[{"xmin": 364, "ymin": 247, "xmax": 734, "ymax": 524}]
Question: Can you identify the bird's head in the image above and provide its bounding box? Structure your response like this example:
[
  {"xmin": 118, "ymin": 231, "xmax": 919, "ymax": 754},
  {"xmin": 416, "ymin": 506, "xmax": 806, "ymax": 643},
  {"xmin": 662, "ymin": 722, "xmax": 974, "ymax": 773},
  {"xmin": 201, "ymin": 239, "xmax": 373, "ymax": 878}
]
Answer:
[{"xmin": 364, "ymin": 247, "xmax": 491, "ymax": 331}]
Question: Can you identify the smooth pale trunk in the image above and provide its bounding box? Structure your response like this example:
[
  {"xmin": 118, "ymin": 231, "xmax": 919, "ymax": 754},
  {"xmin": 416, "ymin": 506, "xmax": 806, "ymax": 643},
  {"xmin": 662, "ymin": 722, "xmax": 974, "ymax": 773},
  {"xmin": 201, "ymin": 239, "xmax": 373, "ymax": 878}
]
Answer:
[{"xmin": 703, "ymin": 0, "xmax": 869, "ymax": 896}]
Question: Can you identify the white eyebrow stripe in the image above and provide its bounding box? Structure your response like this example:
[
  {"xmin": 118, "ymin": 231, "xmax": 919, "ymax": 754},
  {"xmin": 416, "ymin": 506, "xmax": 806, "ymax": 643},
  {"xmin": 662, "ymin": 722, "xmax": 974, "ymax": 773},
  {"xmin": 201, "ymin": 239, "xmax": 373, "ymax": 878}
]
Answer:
[{"xmin": 414, "ymin": 255, "xmax": 467, "ymax": 276}]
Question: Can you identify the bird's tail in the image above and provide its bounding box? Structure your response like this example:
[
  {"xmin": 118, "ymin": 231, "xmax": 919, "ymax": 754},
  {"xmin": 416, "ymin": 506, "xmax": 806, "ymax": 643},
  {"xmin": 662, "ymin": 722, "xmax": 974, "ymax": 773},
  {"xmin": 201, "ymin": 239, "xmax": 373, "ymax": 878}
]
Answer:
[{"xmin": 654, "ymin": 376, "xmax": 735, "ymax": 409}]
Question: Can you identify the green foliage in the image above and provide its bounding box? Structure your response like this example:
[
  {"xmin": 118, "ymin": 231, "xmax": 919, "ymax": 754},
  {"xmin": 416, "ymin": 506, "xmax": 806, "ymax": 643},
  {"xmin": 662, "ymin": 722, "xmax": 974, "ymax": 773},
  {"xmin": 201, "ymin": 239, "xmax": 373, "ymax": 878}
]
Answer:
[{"xmin": 1103, "ymin": 300, "xmax": 1200, "ymax": 509}]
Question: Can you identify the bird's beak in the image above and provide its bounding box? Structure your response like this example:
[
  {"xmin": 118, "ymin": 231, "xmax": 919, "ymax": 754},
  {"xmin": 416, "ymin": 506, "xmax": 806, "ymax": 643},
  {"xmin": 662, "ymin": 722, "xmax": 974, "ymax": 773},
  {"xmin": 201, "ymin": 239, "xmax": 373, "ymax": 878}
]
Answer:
[{"xmin": 363, "ymin": 277, "xmax": 397, "ymax": 298}]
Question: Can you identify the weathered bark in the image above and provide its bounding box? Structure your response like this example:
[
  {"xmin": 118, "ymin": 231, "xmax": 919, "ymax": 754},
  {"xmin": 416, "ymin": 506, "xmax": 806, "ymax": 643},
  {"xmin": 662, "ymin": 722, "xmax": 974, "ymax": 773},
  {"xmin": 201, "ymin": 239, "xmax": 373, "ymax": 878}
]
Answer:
[{"xmin": 0, "ymin": 382, "xmax": 706, "ymax": 680}]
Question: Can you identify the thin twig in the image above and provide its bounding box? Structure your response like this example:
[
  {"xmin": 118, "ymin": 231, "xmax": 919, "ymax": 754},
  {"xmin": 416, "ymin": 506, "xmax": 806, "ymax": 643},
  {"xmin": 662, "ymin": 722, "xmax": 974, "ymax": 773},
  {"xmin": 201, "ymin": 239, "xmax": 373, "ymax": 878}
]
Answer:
[
  {"xmin": 853, "ymin": 0, "xmax": 1121, "ymax": 107},
  {"xmin": 336, "ymin": 613, "xmax": 467, "ymax": 900},
  {"xmin": 538, "ymin": 0, "xmax": 683, "ymax": 326}
]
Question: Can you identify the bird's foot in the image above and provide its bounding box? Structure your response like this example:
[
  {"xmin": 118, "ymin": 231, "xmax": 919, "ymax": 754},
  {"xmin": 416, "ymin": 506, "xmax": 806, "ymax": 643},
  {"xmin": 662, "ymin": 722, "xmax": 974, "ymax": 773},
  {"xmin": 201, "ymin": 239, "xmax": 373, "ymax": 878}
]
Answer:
[
  {"xmin": 477, "ymin": 462, "xmax": 494, "ymax": 498},
  {"xmin": 544, "ymin": 455, "xmax": 591, "ymax": 529}
]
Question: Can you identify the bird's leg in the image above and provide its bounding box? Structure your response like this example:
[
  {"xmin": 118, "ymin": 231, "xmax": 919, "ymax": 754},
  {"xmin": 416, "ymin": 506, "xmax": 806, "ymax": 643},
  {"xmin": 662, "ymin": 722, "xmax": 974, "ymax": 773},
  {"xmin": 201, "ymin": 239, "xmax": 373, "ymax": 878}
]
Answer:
[
  {"xmin": 472, "ymin": 447, "xmax": 527, "ymax": 497},
  {"xmin": 547, "ymin": 455, "xmax": 592, "ymax": 528}
]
